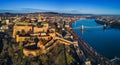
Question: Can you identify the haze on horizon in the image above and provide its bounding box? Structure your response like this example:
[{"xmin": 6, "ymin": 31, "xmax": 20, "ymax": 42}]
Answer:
[{"xmin": 0, "ymin": 0, "xmax": 120, "ymax": 15}]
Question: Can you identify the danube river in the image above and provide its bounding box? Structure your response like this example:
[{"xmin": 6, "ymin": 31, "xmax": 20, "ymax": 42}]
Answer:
[{"xmin": 72, "ymin": 19, "xmax": 120, "ymax": 59}]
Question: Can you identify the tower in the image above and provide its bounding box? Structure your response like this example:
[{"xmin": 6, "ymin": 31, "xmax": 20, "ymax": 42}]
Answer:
[{"xmin": 81, "ymin": 25, "xmax": 84, "ymax": 30}]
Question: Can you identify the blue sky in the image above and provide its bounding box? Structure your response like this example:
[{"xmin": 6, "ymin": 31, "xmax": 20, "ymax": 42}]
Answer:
[{"xmin": 0, "ymin": 0, "xmax": 120, "ymax": 15}]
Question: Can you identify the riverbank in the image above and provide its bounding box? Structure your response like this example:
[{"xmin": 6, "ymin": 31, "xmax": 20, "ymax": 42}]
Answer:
[
  {"xmin": 68, "ymin": 20, "xmax": 110, "ymax": 64},
  {"xmin": 95, "ymin": 18, "xmax": 120, "ymax": 27}
]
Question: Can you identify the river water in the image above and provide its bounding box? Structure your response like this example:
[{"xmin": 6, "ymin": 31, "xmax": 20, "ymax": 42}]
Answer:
[{"xmin": 72, "ymin": 19, "xmax": 120, "ymax": 59}]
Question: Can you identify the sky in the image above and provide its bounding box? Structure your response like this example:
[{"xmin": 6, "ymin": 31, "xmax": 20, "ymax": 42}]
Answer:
[{"xmin": 0, "ymin": 0, "xmax": 120, "ymax": 15}]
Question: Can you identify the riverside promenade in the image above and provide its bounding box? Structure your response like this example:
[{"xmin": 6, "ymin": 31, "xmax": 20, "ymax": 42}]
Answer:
[{"xmin": 68, "ymin": 20, "xmax": 110, "ymax": 65}]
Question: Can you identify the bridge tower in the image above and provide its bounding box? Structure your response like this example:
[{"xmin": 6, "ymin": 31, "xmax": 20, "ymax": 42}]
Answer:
[
  {"xmin": 81, "ymin": 25, "xmax": 85, "ymax": 34},
  {"xmin": 75, "ymin": 21, "xmax": 76, "ymax": 26},
  {"xmin": 81, "ymin": 25, "xmax": 84, "ymax": 30},
  {"xmin": 103, "ymin": 24, "xmax": 107, "ymax": 32},
  {"xmin": 104, "ymin": 24, "xmax": 106, "ymax": 27}
]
